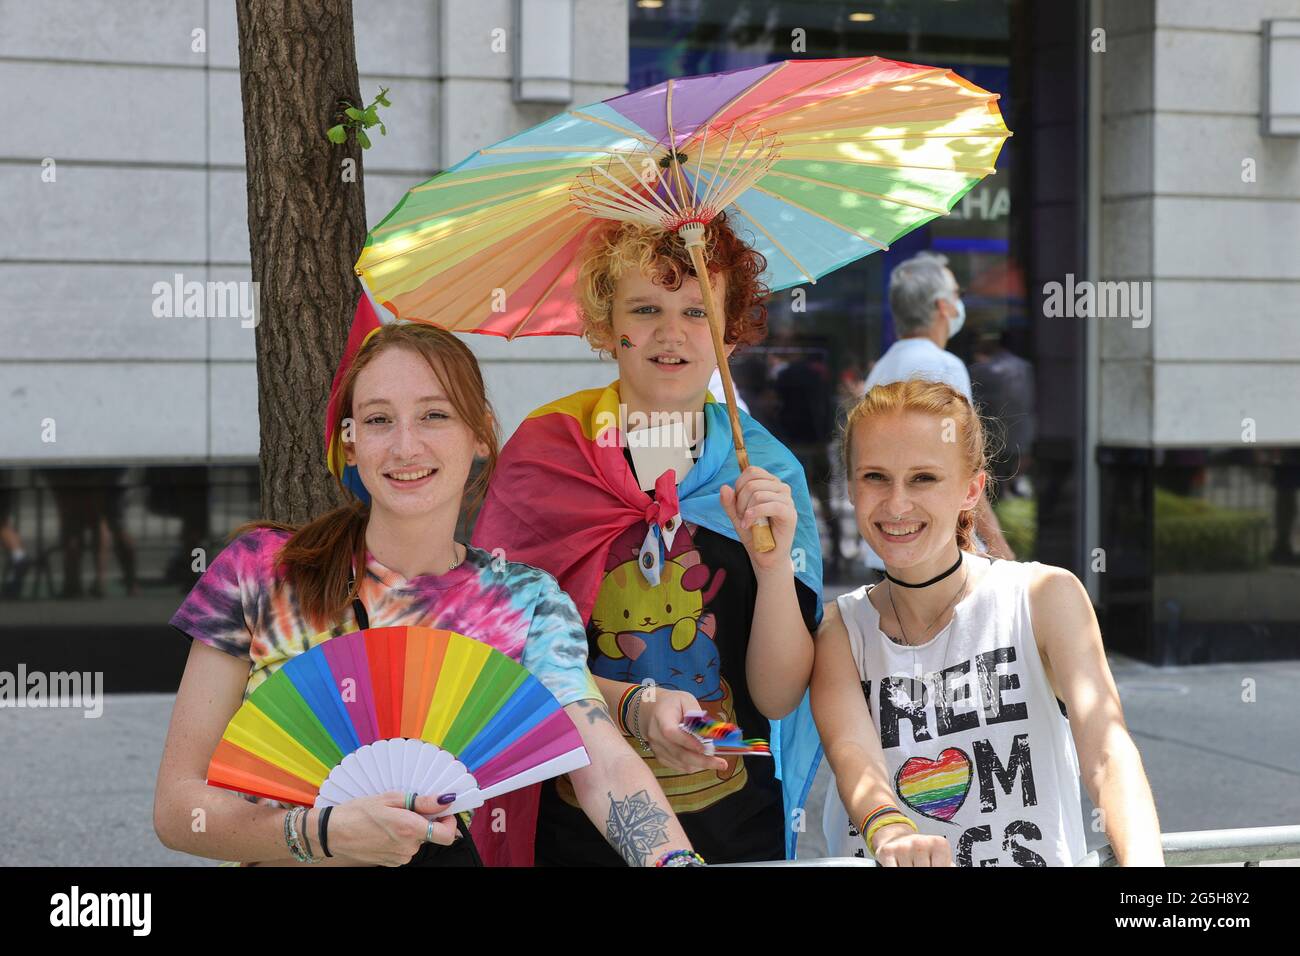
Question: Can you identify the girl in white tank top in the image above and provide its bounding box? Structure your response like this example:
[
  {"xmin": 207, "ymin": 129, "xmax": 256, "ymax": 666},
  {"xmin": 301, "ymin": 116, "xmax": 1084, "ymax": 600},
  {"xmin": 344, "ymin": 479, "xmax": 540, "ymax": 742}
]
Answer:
[
  {"xmin": 813, "ymin": 378, "xmax": 1163, "ymax": 866},
  {"xmin": 822, "ymin": 550, "xmax": 1087, "ymax": 866}
]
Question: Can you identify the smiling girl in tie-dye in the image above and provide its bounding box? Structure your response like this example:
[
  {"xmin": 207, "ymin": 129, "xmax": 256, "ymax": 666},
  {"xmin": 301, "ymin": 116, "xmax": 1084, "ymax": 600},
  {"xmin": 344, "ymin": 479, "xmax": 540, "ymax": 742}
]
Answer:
[{"xmin": 154, "ymin": 311, "xmax": 697, "ymax": 868}]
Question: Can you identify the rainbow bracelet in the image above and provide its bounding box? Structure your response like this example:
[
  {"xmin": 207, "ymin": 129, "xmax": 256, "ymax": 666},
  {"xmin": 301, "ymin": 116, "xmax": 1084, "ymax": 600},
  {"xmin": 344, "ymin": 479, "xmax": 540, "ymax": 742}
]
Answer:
[
  {"xmin": 615, "ymin": 685, "xmax": 639, "ymax": 736},
  {"xmin": 866, "ymin": 813, "xmax": 917, "ymax": 856},
  {"xmin": 857, "ymin": 801, "xmax": 909, "ymax": 837},
  {"xmin": 858, "ymin": 803, "xmax": 897, "ymax": 835}
]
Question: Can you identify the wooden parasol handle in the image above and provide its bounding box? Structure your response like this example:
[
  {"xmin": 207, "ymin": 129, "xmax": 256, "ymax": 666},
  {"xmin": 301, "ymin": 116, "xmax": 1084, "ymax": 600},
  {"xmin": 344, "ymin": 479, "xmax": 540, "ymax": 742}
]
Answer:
[{"xmin": 682, "ymin": 231, "xmax": 776, "ymax": 554}]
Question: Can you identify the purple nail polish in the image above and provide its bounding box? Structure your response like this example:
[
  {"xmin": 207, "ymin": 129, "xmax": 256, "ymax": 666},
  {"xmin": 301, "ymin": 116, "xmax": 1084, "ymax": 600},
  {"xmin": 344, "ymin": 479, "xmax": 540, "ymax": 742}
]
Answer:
[{"xmin": 437, "ymin": 792, "xmax": 457, "ymax": 804}]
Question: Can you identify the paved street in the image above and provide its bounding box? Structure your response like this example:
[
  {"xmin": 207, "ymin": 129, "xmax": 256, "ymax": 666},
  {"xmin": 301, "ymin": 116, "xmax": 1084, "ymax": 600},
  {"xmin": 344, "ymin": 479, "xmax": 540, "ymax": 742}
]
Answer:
[{"xmin": 1, "ymin": 653, "xmax": 1297, "ymax": 866}]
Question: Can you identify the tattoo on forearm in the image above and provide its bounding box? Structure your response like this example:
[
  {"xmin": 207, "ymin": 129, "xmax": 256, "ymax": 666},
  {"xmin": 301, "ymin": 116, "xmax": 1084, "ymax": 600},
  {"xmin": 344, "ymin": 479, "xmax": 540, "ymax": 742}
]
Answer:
[
  {"xmin": 574, "ymin": 698, "xmax": 615, "ymax": 727},
  {"xmin": 605, "ymin": 789, "xmax": 671, "ymax": 867}
]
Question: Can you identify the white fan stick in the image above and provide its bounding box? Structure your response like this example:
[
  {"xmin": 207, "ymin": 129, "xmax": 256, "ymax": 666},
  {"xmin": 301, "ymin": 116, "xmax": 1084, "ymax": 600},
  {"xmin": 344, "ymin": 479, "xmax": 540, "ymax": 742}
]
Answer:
[
  {"xmin": 317, "ymin": 775, "xmax": 363, "ymax": 806},
  {"xmin": 354, "ymin": 743, "xmax": 387, "ymax": 793},
  {"xmin": 477, "ymin": 747, "xmax": 592, "ymax": 800},
  {"xmin": 438, "ymin": 747, "xmax": 590, "ymax": 816},
  {"xmin": 313, "ymin": 739, "xmax": 480, "ymax": 814}
]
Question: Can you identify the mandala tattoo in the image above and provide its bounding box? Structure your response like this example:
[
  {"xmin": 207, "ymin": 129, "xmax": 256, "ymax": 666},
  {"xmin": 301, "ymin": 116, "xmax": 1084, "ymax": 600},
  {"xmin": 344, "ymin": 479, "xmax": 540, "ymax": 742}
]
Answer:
[{"xmin": 605, "ymin": 789, "xmax": 671, "ymax": 866}]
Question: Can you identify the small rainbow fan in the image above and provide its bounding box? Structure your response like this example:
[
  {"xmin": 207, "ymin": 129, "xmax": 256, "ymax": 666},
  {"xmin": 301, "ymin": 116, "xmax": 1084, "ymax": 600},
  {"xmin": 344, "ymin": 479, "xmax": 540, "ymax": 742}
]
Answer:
[
  {"xmin": 206, "ymin": 626, "xmax": 590, "ymax": 816},
  {"xmin": 679, "ymin": 711, "xmax": 771, "ymax": 756}
]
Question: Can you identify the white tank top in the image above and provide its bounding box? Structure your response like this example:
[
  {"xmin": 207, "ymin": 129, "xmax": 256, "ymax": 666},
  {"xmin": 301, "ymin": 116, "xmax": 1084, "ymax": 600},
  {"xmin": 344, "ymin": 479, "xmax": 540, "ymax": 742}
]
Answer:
[{"xmin": 822, "ymin": 554, "xmax": 1088, "ymax": 866}]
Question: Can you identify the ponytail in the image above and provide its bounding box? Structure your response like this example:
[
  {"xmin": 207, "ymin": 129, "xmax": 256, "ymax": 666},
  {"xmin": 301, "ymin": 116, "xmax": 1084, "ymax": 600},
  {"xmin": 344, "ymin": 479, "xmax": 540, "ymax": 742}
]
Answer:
[
  {"xmin": 955, "ymin": 506, "xmax": 977, "ymax": 553},
  {"xmin": 232, "ymin": 500, "xmax": 369, "ymax": 632}
]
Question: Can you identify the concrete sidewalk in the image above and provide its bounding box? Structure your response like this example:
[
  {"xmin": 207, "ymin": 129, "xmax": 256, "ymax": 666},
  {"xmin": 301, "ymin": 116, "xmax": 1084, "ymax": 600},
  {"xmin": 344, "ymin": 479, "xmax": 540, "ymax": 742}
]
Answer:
[{"xmin": 1, "ymin": 654, "xmax": 1297, "ymax": 866}]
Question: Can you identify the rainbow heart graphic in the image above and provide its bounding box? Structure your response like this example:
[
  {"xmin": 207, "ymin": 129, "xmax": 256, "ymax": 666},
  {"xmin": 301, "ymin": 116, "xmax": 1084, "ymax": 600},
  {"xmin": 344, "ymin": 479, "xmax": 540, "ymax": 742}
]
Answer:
[{"xmin": 894, "ymin": 747, "xmax": 972, "ymax": 823}]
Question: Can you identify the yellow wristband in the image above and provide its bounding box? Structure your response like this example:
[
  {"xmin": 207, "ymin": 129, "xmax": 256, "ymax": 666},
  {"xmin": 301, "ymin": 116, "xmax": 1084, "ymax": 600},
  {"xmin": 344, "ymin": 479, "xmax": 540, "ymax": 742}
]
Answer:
[{"xmin": 865, "ymin": 813, "xmax": 917, "ymax": 856}]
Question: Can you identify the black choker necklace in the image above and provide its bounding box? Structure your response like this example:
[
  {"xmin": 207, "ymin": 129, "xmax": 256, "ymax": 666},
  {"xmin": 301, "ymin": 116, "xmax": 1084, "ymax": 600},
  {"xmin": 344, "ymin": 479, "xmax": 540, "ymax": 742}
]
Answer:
[{"xmin": 884, "ymin": 549, "xmax": 963, "ymax": 588}]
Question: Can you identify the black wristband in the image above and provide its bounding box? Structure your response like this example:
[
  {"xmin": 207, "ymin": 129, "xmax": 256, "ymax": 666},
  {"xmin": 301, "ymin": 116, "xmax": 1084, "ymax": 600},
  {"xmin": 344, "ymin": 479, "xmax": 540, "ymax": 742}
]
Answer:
[{"xmin": 319, "ymin": 805, "xmax": 333, "ymax": 858}]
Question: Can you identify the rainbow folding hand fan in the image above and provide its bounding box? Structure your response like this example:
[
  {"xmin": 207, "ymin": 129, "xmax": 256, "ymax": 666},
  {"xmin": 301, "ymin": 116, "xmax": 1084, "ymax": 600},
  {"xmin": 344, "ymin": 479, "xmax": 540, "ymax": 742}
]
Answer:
[
  {"xmin": 206, "ymin": 626, "xmax": 590, "ymax": 817},
  {"xmin": 680, "ymin": 711, "xmax": 771, "ymax": 757}
]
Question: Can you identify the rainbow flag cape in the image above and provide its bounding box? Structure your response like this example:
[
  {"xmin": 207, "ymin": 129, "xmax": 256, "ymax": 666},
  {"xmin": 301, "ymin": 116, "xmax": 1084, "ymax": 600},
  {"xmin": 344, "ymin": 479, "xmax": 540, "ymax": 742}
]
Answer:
[{"xmin": 469, "ymin": 381, "xmax": 824, "ymax": 865}]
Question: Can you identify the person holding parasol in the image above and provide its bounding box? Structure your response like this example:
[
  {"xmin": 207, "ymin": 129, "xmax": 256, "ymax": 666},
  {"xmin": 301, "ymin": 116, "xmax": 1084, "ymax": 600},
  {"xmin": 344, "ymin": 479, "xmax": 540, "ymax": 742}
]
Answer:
[{"xmin": 470, "ymin": 213, "xmax": 825, "ymax": 865}]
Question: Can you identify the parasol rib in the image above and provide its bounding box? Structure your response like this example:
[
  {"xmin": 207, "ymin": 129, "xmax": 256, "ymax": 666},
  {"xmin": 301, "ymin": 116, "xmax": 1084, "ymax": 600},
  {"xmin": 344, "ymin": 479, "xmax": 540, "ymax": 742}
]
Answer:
[
  {"xmin": 361, "ymin": 188, "xmax": 574, "ymax": 272},
  {"xmin": 762, "ymin": 169, "xmax": 951, "ymax": 215},
  {"xmin": 412, "ymin": 158, "xmax": 597, "ymax": 192},
  {"xmin": 727, "ymin": 199, "xmax": 818, "ymax": 285},
  {"xmin": 568, "ymin": 109, "xmax": 660, "ymax": 148},
  {"xmin": 744, "ymin": 183, "xmax": 889, "ymax": 250},
  {"xmin": 772, "ymin": 153, "xmax": 997, "ymax": 175},
  {"xmin": 373, "ymin": 175, "xmax": 577, "ymax": 238}
]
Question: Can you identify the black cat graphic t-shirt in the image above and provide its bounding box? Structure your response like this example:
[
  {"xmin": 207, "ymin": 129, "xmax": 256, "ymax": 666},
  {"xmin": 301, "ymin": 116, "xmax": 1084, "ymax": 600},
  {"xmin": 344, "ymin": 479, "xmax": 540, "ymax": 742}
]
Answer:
[{"xmin": 533, "ymin": 445, "xmax": 821, "ymax": 866}]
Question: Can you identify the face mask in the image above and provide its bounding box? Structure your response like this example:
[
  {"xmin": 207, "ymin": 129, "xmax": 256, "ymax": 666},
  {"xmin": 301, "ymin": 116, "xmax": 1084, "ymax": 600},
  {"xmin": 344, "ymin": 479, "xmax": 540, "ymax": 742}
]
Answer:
[{"xmin": 946, "ymin": 294, "xmax": 966, "ymax": 339}]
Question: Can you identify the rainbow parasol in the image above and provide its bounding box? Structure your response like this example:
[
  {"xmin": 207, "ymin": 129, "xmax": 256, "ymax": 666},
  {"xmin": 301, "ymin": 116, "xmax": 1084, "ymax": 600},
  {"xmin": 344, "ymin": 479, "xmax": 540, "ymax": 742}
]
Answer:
[{"xmin": 353, "ymin": 56, "xmax": 1011, "ymax": 549}]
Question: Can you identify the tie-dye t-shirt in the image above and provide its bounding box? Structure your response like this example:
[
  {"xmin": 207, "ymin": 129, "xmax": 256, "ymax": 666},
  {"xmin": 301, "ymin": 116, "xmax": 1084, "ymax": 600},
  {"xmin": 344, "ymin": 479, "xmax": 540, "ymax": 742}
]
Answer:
[{"xmin": 169, "ymin": 527, "xmax": 602, "ymax": 708}]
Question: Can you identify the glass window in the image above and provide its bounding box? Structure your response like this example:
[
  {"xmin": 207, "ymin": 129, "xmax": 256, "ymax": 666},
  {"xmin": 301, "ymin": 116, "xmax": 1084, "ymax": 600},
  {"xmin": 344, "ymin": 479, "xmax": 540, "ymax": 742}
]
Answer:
[{"xmin": 0, "ymin": 465, "xmax": 260, "ymax": 616}]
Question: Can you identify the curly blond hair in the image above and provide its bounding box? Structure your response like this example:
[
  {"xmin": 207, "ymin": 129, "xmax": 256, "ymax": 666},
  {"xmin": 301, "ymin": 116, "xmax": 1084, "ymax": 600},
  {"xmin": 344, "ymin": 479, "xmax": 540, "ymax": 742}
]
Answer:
[{"xmin": 575, "ymin": 212, "xmax": 770, "ymax": 357}]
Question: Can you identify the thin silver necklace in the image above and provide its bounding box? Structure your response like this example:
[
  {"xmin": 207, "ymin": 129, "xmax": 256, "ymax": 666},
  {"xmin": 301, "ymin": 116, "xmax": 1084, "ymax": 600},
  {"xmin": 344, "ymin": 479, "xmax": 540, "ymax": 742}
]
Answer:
[{"xmin": 882, "ymin": 557, "xmax": 969, "ymax": 697}]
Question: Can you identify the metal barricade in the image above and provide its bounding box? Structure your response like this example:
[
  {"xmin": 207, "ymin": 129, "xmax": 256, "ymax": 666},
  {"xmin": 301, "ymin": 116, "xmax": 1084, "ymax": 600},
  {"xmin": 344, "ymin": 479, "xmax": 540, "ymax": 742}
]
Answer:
[
  {"xmin": 1075, "ymin": 825, "xmax": 1300, "ymax": 867},
  {"xmin": 717, "ymin": 826, "xmax": 1300, "ymax": 866},
  {"xmin": 718, "ymin": 856, "xmax": 877, "ymax": 866}
]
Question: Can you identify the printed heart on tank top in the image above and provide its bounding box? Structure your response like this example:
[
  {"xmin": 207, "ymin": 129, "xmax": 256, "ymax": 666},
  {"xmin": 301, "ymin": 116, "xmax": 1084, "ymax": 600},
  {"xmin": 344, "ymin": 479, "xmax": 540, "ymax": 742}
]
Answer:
[{"xmin": 894, "ymin": 747, "xmax": 972, "ymax": 823}]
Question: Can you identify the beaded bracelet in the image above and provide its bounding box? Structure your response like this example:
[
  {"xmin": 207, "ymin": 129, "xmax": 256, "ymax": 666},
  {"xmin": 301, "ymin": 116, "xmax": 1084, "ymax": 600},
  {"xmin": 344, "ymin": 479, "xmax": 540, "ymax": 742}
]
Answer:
[
  {"xmin": 655, "ymin": 848, "xmax": 706, "ymax": 867},
  {"xmin": 285, "ymin": 807, "xmax": 324, "ymax": 864},
  {"xmin": 291, "ymin": 808, "xmax": 307, "ymax": 862},
  {"xmin": 283, "ymin": 808, "xmax": 301, "ymax": 862},
  {"xmin": 284, "ymin": 808, "xmax": 307, "ymax": 863}
]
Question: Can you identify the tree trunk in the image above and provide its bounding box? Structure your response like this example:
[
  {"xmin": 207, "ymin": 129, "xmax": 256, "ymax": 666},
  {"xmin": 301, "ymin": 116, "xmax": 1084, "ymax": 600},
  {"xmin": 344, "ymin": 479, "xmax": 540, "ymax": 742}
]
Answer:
[{"xmin": 236, "ymin": 0, "xmax": 367, "ymax": 523}]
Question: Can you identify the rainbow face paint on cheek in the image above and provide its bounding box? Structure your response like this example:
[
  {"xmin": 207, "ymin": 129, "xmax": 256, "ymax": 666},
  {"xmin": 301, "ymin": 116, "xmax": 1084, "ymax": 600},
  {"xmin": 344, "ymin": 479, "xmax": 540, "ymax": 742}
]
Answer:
[{"xmin": 619, "ymin": 334, "xmax": 635, "ymax": 350}]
